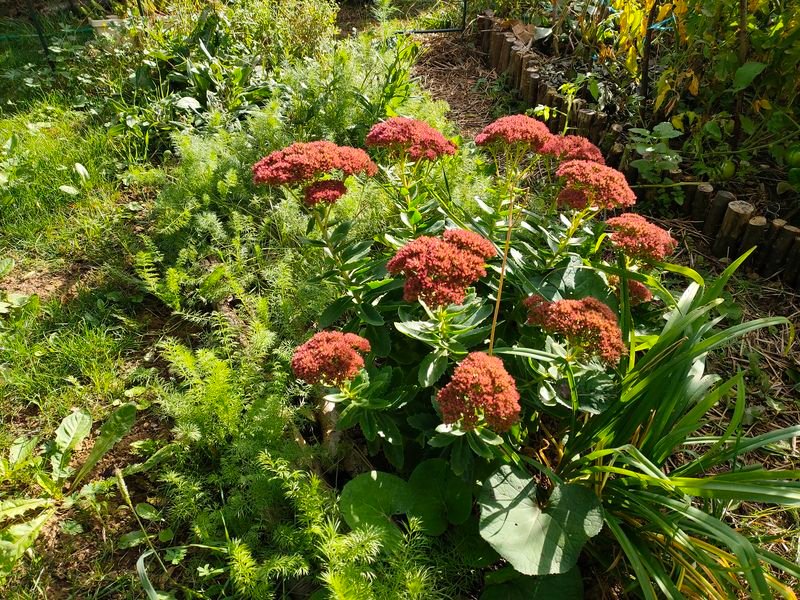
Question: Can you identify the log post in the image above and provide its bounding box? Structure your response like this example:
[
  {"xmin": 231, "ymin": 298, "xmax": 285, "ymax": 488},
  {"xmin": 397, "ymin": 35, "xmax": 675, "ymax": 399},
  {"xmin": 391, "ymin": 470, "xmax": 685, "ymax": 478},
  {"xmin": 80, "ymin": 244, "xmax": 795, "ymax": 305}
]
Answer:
[
  {"xmin": 600, "ymin": 123, "xmax": 624, "ymax": 153},
  {"xmin": 607, "ymin": 142, "xmax": 625, "ymax": 168},
  {"xmin": 754, "ymin": 218, "xmax": 787, "ymax": 271},
  {"xmin": 690, "ymin": 183, "xmax": 714, "ymax": 224},
  {"xmin": 736, "ymin": 215, "xmax": 767, "ymax": 258},
  {"xmin": 553, "ymin": 94, "xmax": 567, "ymax": 133},
  {"xmin": 498, "ymin": 33, "xmax": 516, "ymax": 74},
  {"xmin": 576, "ymin": 109, "xmax": 595, "ymax": 137},
  {"xmin": 509, "ymin": 44, "xmax": 524, "ymax": 89},
  {"xmin": 477, "ymin": 14, "xmax": 494, "ymax": 54},
  {"xmin": 711, "ymin": 200, "xmax": 754, "ymax": 258},
  {"xmin": 762, "ymin": 223, "xmax": 800, "ymax": 276},
  {"xmin": 489, "ymin": 29, "xmax": 505, "ymax": 69},
  {"xmin": 544, "ymin": 87, "xmax": 559, "ymax": 132},
  {"xmin": 524, "ymin": 68, "xmax": 541, "ymax": 105},
  {"xmin": 590, "ymin": 112, "xmax": 608, "ymax": 144},
  {"xmin": 569, "ymin": 98, "xmax": 586, "ymax": 132},
  {"xmin": 782, "ymin": 236, "xmax": 800, "ymax": 288},
  {"xmin": 703, "ymin": 191, "xmax": 736, "ymax": 237}
]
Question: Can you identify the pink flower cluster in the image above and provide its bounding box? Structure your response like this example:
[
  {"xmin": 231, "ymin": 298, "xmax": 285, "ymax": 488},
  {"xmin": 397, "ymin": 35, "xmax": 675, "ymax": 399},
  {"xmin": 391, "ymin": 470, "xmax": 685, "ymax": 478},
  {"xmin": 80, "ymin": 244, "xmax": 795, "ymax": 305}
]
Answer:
[
  {"xmin": 436, "ymin": 352, "xmax": 520, "ymax": 432},
  {"xmin": 475, "ymin": 115, "xmax": 552, "ymax": 150},
  {"xmin": 556, "ymin": 160, "xmax": 636, "ymax": 210},
  {"xmin": 304, "ymin": 180, "xmax": 347, "ymax": 206},
  {"xmin": 525, "ymin": 295, "xmax": 626, "ymax": 364},
  {"xmin": 252, "ymin": 141, "xmax": 377, "ymax": 207},
  {"xmin": 387, "ymin": 229, "xmax": 496, "ymax": 307},
  {"xmin": 605, "ymin": 213, "xmax": 678, "ymax": 262},
  {"xmin": 540, "ymin": 135, "xmax": 605, "ymax": 164},
  {"xmin": 609, "ymin": 276, "xmax": 654, "ymax": 305},
  {"xmin": 291, "ymin": 331, "xmax": 371, "ymax": 385},
  {"xmin": 365, "ymin": 117, "xmax": 457, "ymax": 162}
]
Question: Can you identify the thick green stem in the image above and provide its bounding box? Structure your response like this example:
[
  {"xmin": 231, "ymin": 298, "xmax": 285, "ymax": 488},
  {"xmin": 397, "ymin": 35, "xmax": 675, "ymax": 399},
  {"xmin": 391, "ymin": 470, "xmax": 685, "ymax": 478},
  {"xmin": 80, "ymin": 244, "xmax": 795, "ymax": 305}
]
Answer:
[{"xmin": 488, "ymin": 194, "xmax": 515, "ymax": 355}]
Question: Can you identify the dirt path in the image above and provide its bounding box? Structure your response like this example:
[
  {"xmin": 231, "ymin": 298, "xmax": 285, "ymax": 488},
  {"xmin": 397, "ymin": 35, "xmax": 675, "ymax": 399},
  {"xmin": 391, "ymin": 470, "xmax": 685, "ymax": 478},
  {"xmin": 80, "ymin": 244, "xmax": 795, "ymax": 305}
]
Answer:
[{"xmin": 413, "ymin": 33, "xmax": 500, "ymax": 138}]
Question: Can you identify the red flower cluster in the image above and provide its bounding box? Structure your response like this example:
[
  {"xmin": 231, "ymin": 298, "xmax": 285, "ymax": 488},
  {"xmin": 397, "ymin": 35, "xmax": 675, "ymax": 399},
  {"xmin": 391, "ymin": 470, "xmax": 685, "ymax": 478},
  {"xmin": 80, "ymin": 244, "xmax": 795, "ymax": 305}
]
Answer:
[
  {"xmin": 304, "ymin": 180, "xmax": 347, "ymax": 206},
  {"xmin": 609, "ymin": 276, "xmax": 654, "ymax": 305},
  {"xmin": 386, "ymin": 229, "xmax": 496, "ymax": 307},
  {"xmin": 475, "ymin": 115, "xmax": 552, "ymax": 149},
  {"xmin": 540, "ymin": 135, "xmax": 605, "ymax": 164},
  {"xmin": 252, "ymin": 141, "xmax": 377, "ymax": 186},
  {"xmin": 365, "ymin": 117, "xmax": 457, "ymax": 162},
  {"xmin": 555, "ymin": 160, "xmax": 636, "ymax": 210},
  {"xmin": 605, "ymin": 213, "xmax": 678, "ymax": 262},
  {"xmin": 525, "ymin": 295, "xmax": 626, "ymax": 364},
  {"xmin": 291, "ymin": 331, "xmax": 371, "ymax": 385},
  {"xmin": 436, "ymin": 352, "xmax": 520, "ymax": 432}
]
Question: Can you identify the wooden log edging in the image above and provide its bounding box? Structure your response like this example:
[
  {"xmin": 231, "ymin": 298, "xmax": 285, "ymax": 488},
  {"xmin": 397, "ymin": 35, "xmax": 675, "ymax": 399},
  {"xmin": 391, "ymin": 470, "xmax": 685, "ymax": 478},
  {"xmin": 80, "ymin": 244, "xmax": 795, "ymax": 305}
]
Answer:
[{"xmin": 473, "ymin": 13, "xmax": 800, "ymax": 289}]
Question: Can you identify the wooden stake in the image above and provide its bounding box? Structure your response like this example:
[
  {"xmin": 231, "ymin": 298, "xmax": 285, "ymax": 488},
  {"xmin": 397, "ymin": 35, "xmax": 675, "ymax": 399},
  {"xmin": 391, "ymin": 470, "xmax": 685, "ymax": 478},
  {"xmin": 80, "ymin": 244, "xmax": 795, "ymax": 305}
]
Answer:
[
  {"xmin": 489, "ymin": 29, "xmax": 504, "ymax": 68},
  {"xmin": 782, "ymin": 236, "xmax": 800, "ymax": 288},
  {"xmin": 711, "ymin": 200, "xmax": 754, "ymax": 258},
  {"xmin": 762, "ymin": 223, "xmax": 800, "ymax": 276},
  {"xmin": 754, "ymin": 218, "xmax": 787, "ymax": 271},
  {"xmin": 576, "ymin": 109, "xmax": 595, "ymax": 136},
  {"xmin": 703, "ymin": 191, "xmax": 736, "ymax": 237},
  {"xmin": 607, "ymin": 143, "xmax": 625, "ymax": 168},
  {"xmin": 690, "ymin": 183, "xmax": 714, "ymax": 224},
  {"xmin": 736, "ymin": 215, "xmax": 767, "ymax": 258},
  {"xmin": 524, "ymin": 69, "xmax": 541, "ymax": 105},
  {"xmin": 498, "ymin": 33, "xmax": 516, "ymax": 74}
]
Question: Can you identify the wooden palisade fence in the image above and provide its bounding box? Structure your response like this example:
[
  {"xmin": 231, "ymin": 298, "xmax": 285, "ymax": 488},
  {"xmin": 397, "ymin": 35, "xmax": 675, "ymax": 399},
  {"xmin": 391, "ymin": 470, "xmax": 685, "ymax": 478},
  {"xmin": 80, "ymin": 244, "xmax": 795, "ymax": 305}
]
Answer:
[{"xmin": 475, "ymin": 12, "xmax": 800, "ymax": 290}]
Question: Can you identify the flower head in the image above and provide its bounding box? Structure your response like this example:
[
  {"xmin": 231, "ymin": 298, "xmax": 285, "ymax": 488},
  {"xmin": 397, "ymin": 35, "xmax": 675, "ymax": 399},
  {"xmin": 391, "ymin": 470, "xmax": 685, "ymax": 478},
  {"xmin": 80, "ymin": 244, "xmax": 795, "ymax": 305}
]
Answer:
[
  {"xmin": 436, "ymin": 352, "xmax": 520, "ymax": 431},
  {"xmin": 387, "ymin": 229, "xmax": 496, "ymax": 308},
  {"xmin": 442, "ymin": 228, "xmax": 497, "ymax": 258},
  {"xmin": 605, "ymin": 213, "xmax": 678, "ymax": 262},
  {"xmin": 525, "ymin": 295, "xmax": 626, "ymax": 364},
  {"xmin": 253, "ymin": 141, "xmax": 377, "ymax": 187},
  {"xmin": 609, "ymin": 276, "xmax": 653, "ymax": 306},
  {"xmin": 303, "ymin": 180, "xmax": 347, "ymax": 206},
  {"xmin": 366, "ymin": 117, "xmax": 457, "ymax": 162},
  {"xmin": 556, "ymin": 160, "xmax": 636, "ymax": 210},
  {"xmin": 291, "ymin": 331, "xmax": 371, "ymax": 386},
  {"xmin": 475, "ymin": 115, "xmax": 552, "ymax": 149},
  {"xmin": 540, "ymin": 135, "xmax": 605, "ymax": 164}
]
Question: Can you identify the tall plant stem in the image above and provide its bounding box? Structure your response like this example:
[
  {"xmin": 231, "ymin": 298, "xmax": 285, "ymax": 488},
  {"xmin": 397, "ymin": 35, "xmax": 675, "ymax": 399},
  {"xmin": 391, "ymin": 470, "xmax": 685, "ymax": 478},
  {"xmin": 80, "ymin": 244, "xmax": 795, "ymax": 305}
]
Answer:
[{"xmin": 488, "ymin": 195, "xmax": 515, "ymax": 355}]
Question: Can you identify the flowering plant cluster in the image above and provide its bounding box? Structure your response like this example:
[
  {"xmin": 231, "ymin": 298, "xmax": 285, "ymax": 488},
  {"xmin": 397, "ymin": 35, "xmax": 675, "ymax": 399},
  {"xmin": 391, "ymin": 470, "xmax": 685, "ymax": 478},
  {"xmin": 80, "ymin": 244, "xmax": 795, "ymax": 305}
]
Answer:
[
  {"xmin": 606, "ymin": 212, "xmax": 678, "ymax": 262},
  {"xmin": 386, "ymin": 229, "xmax": 496, "ymax": 307},
  {"xmin": 365, "ymin": 116, "xmax": 457, "ymax": 162},
  {"xmin": 260, "ymin": 114, "xmax": 794, "ymax": 597},
  {"xmin": 252, "ymin": 140, "xmax": 377, "ymax": 207}
]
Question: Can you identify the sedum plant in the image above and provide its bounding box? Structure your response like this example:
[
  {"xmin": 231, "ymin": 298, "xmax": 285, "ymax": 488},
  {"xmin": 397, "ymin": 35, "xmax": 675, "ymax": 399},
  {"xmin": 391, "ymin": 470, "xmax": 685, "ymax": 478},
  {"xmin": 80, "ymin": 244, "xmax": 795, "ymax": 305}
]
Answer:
[{"xmin": 251, "ymin": 114, "xmax": 800, "ymax": 598}]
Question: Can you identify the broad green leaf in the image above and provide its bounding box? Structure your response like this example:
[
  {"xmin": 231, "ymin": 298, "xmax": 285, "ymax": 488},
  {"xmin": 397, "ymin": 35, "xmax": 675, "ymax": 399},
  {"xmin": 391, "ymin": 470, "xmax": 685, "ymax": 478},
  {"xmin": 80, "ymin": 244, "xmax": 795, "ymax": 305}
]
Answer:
[
  {"xmin": 0, "ymin": 509, "xmax": 55, "ymax": 577},
  {"xmin": 480, "ymin": 567, "xmax": 583, "ymax": 599},
  {"xmin": 319, "ymin": 296, "xmax": 353, "ymax": 328},
  {"xmin": 59, "ymin": 184, "xmax": 79, "ymax": 196},
  {"xmin": 407, "ymin": 459, "xmax": 471, "ymax": 535},
  {"xmin": 340, "ymin": 471, "xmax": 412, "ymax": 548},
  {"xmin": 0, "ymin": 258, "xmax": 13, "ymax": 280},
  {"xmin": 0, "ymin": 498, "xmax": 54, "ymax": 523},
  {"xmin": 135, "ymin": 503, "xmax": 161, "ymax": 521},
  {"xmin": 119, "ymin": 530, "xmax": 148, "ymax": 549},
  {"xmin": 51, "ymin": 410, "xmax": 92, "ymax": 482},
  {"xmin": 479, "ymin": 466, "xmax": 602, "ymax": 575},
  {"xmin": 732, "ymin": 62, "xmax": 767, "ymax": 92},
  {"xmin": 418, "ymin": 350, "xmax": 448, "ymax": 388},
  {"xmin": 71, "ymin": 403, "xmax": 136, "ymax": 489}
]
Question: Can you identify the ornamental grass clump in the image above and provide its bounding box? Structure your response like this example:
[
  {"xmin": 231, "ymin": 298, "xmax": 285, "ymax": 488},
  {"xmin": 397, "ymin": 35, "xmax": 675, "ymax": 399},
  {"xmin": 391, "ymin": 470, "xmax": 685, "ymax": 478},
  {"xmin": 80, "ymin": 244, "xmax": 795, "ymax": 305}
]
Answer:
[
  {"xmin": 556, "ymin": 159, "xmax": 636, "ymax": 210},
  {"xmin": 387, "ymin": 229, "xmax": 496, "ymax": 307},
  {"xmin": 436, "ymin": 352, "xmax": 520, "ymax": 432},
  {"xmin": 291, "ymin": 331, "xmax": 371, "ymax": 385},
  {"xmin": 539, "ymin": 134, "xmax": 605, "ymax": 164},
  {"xmin": 365, "ymin": 117, "xmax": 457, "ymax": 162},
  {"xmin": 605, "ymin": 213, "xmax": 678, "ymax": 262},
  {"xmin": 524, "ymin": 295, "xmax": 627, "ymax": 364}
]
